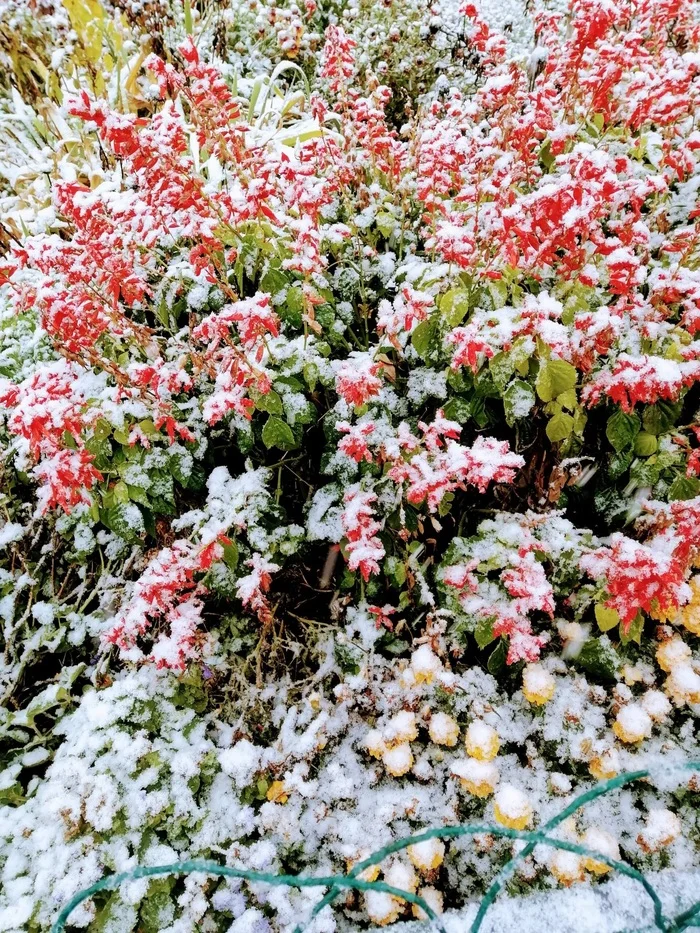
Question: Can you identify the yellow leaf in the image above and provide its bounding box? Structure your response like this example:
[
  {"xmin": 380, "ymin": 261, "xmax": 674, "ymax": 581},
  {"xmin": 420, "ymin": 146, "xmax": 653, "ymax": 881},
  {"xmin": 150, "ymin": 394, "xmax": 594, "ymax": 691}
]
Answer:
[{"xmin": 595, "ymin": 603, "xmax": 620, "ymax": 632}]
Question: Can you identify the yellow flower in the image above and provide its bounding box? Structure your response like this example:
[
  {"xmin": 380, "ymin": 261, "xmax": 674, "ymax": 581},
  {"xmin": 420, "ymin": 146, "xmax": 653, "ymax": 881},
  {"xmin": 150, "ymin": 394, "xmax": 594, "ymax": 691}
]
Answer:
[
  {"xmin": 679, "ymin": 577, "xmax": 700, "ymax": 636},
  {"xmin": 550, "ymin": 850, "xmax": 584, "ymax": 886},
  {"xmin": 428, "ymin": 712, "xmax": 459, "ymax": 747},
  {"xmin": 649, "ymin": 599, "xmax": 676, "ymax": 623},
  {"xmin": 589, "ymin": 748, "xmax": 620, "ymax": 780},
  {"xmin": 411, "ymin": 644, "xmax": 442, "ymax": 683},
  {"xmin": 464, "ymin": 720, "xmax": 499, "ymax": 761},
  {"xmin": 382, "ymin": 742, "xmax": 414, "ymax": 777},
  {"xmin": 407, "ymin": 837, "xmax": 445, "ymax": 873},
  {"xmin": 581, "ymin": 827, "xmax": 620, "ymax": 875},
  {"xmin": 665, "ymin": 663, "xmax": 700, "ymax": 705},
  {"xmin": 266, "ymin": 781, "xmax": 288, "ymax": 804},
  {"xmin": 522, "ymin": 664, "xmax": 556, "ymax": 706},
  {"xmin": 612, "ymin": 703, "xmax": 652, "ymax": 744},
  {"xmin": 412, "ymin": 886, "xmax": 444, "ymax": 921},
  {"xmin": 493, "ymin": 784, "xmax": 533, "ymax": 830},
  {"xmin": 365, "ymin": 891, "xmax": 402, "ymax": 926},
  {"xmin": 641, "ymin": 689, "xmax": 671, "ymax": 723},
  {"xmin": 384, "ymin": 860, "xmax": 418, "ymax": 895},
  {"xmin": 349, "ymin": 853, "xmax": 380, "ymax": 883},
  {"xmin": 451, "ymin": 757, "xmax": 499, "ymax": 798},
  {"xmin": 358, "ymin": 864, "xmax": 380, "ymax": 883},
  {"xmin": 384, "ymin": 710, "xmax": 418, "ymax": 746},
  {"xmin": 637, "ymin": 809, "xmax": 682, "ymax": 853},
  {"xmin": 365, "ymin": 728, "xmax": 387, "ymax": 759},
  {"xmin": 656, "ymin": 636, "xmax": 692, "ymax": 673}
]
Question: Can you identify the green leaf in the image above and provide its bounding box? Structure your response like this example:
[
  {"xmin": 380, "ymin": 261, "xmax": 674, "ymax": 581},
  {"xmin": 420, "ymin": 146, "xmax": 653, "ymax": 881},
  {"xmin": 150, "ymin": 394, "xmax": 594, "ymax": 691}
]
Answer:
[
  {"xmin": 642, "ymin": 401, "xmax": 681, "ymax": 436},
  {"xmin": 489, "ymin": 352, "xmax": 515, "ymax": 391},
  {"xmin": 261, "ymin": 415, "xmax": 297, "ymax": 450},
  {"xmin": 437, "ymin": 491, "xmax": 455, "ymax": 517},
  {"xmin": 441, "ymin": 396, "xmax": 471, "ymax": 423},
  {"xmin": 156, "ymin": 297, "xmax": 171, "ymax": 329},
  {"xmin": 259, "ymin": 267, "xmax": 288, "ymax": 297},
  {"xmin": 139, "ymin": 878, "xmax": 177, "ymax": 933},
  {"xmin": 281, "ymin": 286, "xmax": 304, "ymax": 327},
  {"xmin": 595, "ymin": 603, "xmax": 620, "ymax": 632},
  {"xmin": 376, "ymin": 212, "xmax": 396, "ymax": 238},
  {"xmin": 139, "ymin": 419, "xmax": 159, "ymax": 437},
  {"xmin": 575, "ymin": 636, "xmax": 620, "ymax": 681},
  {"xmin": 103, "ymin": 503, "xmax": 146, "ymax": 543},
  {"xmin": 440, "ymin": 288, "xmax": 471, "ymax": 327},
  {"xmin": 546, "ymin": 410, "xmax": 575, "ymax": 442},
  {"xmin": 126, "ymin": 485, "xmax": 150, "ymax": 507},
  {"xmin": 411, "ymin": 319, "xmax": 434, "ymax": 360},
  {"xmin": 475, "ymin": 618, "xmax": 497, "ymax": 649},
  {"xmin": 92, "ymin": 418, "xmax": 112, "ymax": 441},
  {"xmin": 606, "ymin": 409, "xmax": 641, "ymax": 452},
  {"xmin": 377, "ymin": 631, "xmax": 410, "ymax": 656},
  {"xmin": 620, "ymin": 611, "xmax": 644, "ymax": 645},
  {"xmin": 334, "ymin": 643, "xmax": 361, "ymax": 676},
  {"xmin": 487, "ymin": 639, "xmax": 507, "ymax": 676},
  {"xmin": 535, "ymin": 359, "xmax": 577, "ymax": 402},
  {"xmin": 254, "ymin": 390, "xmax": 284, "ymax": 415},
  {"xmin": 113, "ymin": 480, "xmax": 130, "ymax": 504},
  {"xmin": 608, "ymin": 449, "xmax": 634, "ymax": 480},
  {"xmin": 222, "ymin": 540, "xmax": 239, "ymax": 569},
  {"xmin": 0, "ymin": 781, "xmax": 23, "ymax": 805},
  {"xmin": 303, "ymin": 362, "xmax": 319, "ymax": 392},
  {"xmin": 573, "ymin": 406, "xmax": 588, "ymax": 436},
  {"xmin": 503, "ymin": 379, "xmax": 536, "ymax": 426},
  {"xmin": 511, "ymin": 337, "xmax": 532, "ymax": 377},
  {"xmin": 487, "ymin": 279, "xmax": 508, "ymax": 310},
  {"xmin": 539, "ymin": 139, "xmax": 555, "ymax": 170},
  {"xmin": 634, "ymin": 432, "xmax": 658, "ymax": 456},
  {"xmin": 668, "ymin": 474, "xmax": 700, "ymax": 501},
  {"xmin": 384, "ymin": 555, "xmax": 406, "ymax": 586},
  {"xmin": 557, "ymin": 388, "xmax": 578, "ymax": 412},
  {"xmin": 94, "ymin": 893, "xmax": 137, "ymax": 933}
]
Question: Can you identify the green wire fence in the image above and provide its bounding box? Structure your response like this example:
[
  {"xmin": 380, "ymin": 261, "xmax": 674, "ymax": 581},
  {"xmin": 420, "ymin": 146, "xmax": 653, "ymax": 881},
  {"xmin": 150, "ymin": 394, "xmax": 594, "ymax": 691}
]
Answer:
[{"xmin": 50, "ymin": 761, "xmax": 700, "ymax": 933}]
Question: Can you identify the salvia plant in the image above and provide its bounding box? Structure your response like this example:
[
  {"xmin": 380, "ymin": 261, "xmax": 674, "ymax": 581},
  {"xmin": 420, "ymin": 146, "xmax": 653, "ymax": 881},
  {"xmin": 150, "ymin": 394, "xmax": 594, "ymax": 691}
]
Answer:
[{"xmin": 1, "ymin": 0, "xmax": 700, "ymax": 930}]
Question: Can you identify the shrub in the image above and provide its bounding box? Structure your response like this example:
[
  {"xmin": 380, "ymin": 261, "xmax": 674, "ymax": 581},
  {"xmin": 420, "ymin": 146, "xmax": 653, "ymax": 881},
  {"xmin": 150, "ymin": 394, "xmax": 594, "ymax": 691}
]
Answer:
[{"xmin": 2, "ymin": 0, "xmax": 700, "ymax": 929}]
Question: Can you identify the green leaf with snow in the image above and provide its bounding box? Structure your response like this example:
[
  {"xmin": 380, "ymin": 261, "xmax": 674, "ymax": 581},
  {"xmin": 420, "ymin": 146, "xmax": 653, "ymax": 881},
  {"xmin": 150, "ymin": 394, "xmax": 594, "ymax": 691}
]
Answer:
[
  {"xmin": 475, "ymin": 617, "xmax": 497, "ymax": 649},
  {"xmin": 440, "ymin": 288, "xmax": 471, "ymax": 327},
  {"xmin": 262, "ymin": 415, "xmax": 297, "ymax": 450},
  {"xmin": 254, "ymin": 389, "xmax": 284, "ymax": 415},
  {"xmin": 503, "ymin": 379, "xmax": 536, "ymax": 425},
  {"xmin": 668, "ymin": 475, "xmax": 700, "ymax": 500},
  {"xmin": 575, "ymin": 636, "xmax": 620, "ymax": 681},
  {"xmin": 411, "ymin": 319, "xmax": 435, "ymax": 360},
  {"xmin": 489, "ymin": 352, "xmax": 515, "ymax": 391},
  {"xmin": 103, "ymin": 503, "xmax": 146, "ymax": 543}
]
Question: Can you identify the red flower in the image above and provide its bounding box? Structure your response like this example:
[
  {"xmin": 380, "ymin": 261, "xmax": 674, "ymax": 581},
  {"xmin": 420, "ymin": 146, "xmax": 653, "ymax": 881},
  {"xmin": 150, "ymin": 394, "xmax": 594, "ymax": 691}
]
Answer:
[
  {"xmin": 334, "ymin": 353, "xmax": 383, "ymax": 408},
  {"xmin": 341, "ymin": 485, "xmax": 385, "ymax": 582}
]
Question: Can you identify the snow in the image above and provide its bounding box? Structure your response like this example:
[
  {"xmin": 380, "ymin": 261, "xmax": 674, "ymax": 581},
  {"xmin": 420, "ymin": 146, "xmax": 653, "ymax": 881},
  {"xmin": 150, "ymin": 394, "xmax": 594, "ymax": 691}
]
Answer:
[
  {"xmin": 0, "ymin": 523, "xmax": 23, "ymax": 548},
  {"xmin": 365, "ymin": 869, "xmax": 700, "ymax": 933},
  {"xmin": 428, "ymin": 712, "xmax": 459, "ymax": 746},
  {"xmin": 493, "ymin": 783, "xmax": 531, "ymax": 820}
]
